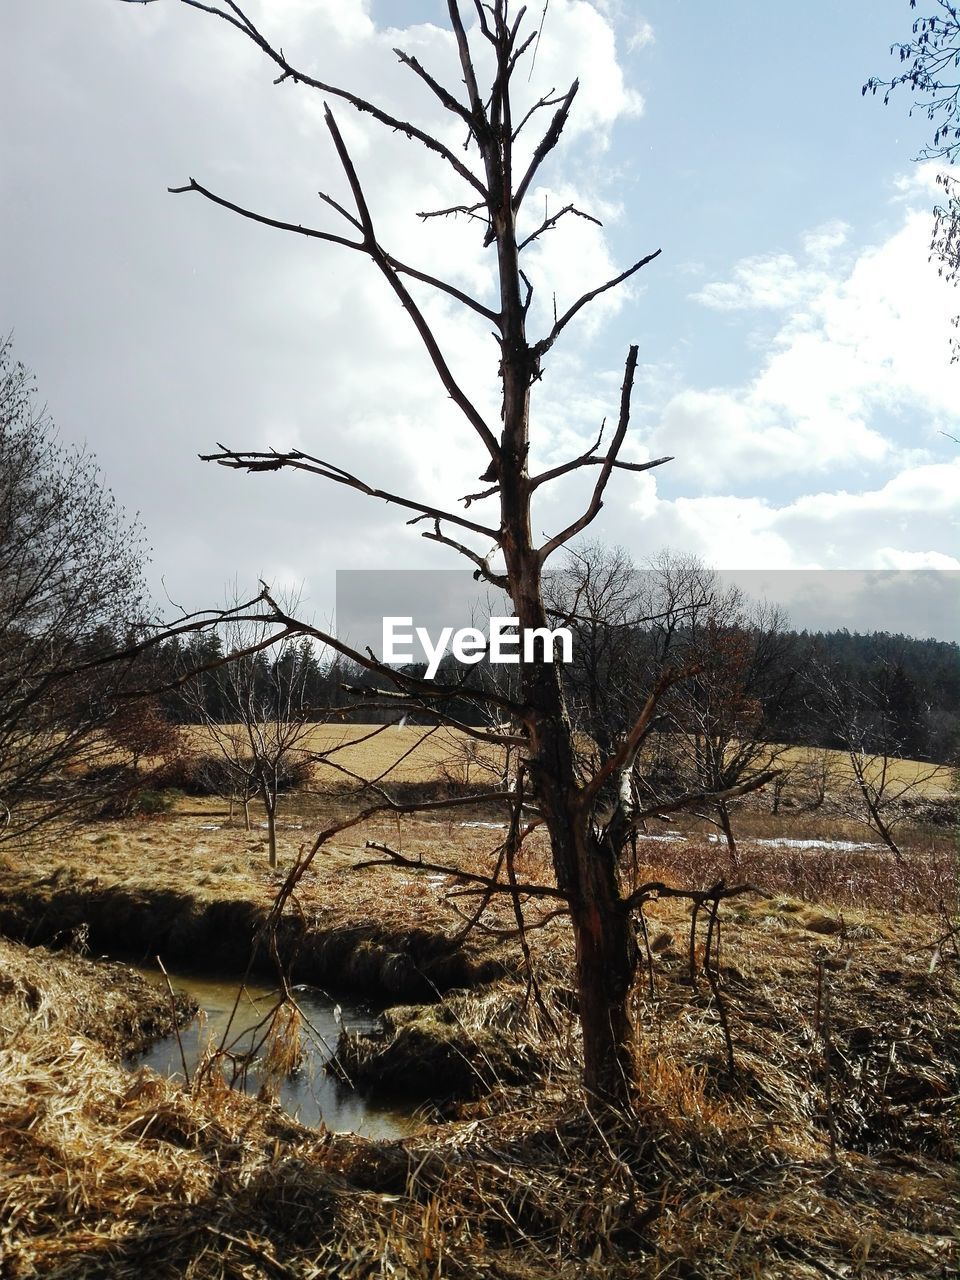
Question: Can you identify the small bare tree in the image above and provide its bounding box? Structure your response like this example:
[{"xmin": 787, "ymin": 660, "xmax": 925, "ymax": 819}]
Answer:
[
  {"xmin": 183, "ymin": 612, "xmax": 319, "ymax": 867},
  {"xmin": 817, "ymin": 657, "xmax": 947, "ymax": 861},
  {"xmin": 664, "ymin": 601, "xmax": 795, "ymax": 868},
  {"xmin": 551, "ymin": 549, "xmax": 791, "ymax": 865},
  {"xmin": 796, "ymin": 747, "xmax": 843, "ymax": 812}
]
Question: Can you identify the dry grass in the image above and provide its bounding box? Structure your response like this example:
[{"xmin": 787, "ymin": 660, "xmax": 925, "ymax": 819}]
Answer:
[
  {"xmin": 2, "ymin": 918, "xmax": 957, "ymax": 1278},
  {"xmin": 0, "ymin": 731, "xmax": 957, "ymax": 1276},
  {"xmin": 179, "ymin": 722, "xmax": 504, "ymax": 787},
  {"xmin": 633, "ymin": 826, "xmax": 958, "ymax": 916},
  {"xmin": 772, "ymin": 743, "xmax": 956, "ymax": 798},
  {"xmin": 177, "ymin": 724, "xmax": 956, "ymax": 797}
]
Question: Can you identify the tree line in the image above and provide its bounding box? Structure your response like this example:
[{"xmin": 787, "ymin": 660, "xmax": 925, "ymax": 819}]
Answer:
[{"xmin": 137, "ymin": 605, "xmax": 960, "ymax": 769}]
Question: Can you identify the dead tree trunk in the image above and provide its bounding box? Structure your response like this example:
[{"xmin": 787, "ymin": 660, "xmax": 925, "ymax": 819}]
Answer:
[
  {"xmin": 717, "ymin": 799, "xmax": 740, "ymax": 871},
  {"xmin": 145, "ymin": 0, "xmax": 691, "ymax": 1110},
  {"xmin": 497, "ymin": 268, "xmax": 640, "ymax": 1100}
]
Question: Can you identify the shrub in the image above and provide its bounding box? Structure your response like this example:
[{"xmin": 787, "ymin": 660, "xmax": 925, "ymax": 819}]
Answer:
[{"xmin": 150, "ymin": 752, "xmax": 313, "ymax": 797}]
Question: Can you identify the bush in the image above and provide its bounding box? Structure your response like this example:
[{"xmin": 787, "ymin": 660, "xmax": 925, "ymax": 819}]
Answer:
[
  {"xmin": 150, "ymin": 751, "xmax": 314, "ymax": 797},
  {"xmin": 134, "ymin": 789, "xmax": 177, "ymax": 815},
  {"xmin": 94, "ymin": 769, "xmax": 177, "ymax": 818}
]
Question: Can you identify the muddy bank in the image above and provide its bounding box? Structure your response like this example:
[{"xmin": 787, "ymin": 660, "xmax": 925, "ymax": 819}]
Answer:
[
  {"xmin": 335, "ymin": 986, "xmax": 550, "ymax": 1103},
  {"xmin": 3, "ymin": 912, "xmax": 959, "ymax": 1276},
  {"xmin": 0, "ymin": 873, "xmax": 505, "ymax": 1002}
]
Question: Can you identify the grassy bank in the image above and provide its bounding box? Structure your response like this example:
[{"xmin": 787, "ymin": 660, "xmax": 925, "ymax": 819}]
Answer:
[
  {"xmin": 1, "ymin": 893, "xmax": 958, "ymax": 1276},
  {"xmin": 0, "ymin": 813, "xmax": 510, "ymax": 1001},
  {"xmin": 1, "ymin": 789, "xmax": 958, "ymax": 1275}
]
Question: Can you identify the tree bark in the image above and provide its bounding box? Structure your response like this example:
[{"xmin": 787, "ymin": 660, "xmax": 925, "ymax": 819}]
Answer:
[
  {"xmin": 495, "ymin": 197, "xmax": 637, "ymax": 1105},
  {"xmin": 717, "ymin": 799, "xmax": 740, "ymax": 871},
  {"xmin": 264, "ymin": 795, "xmax": 278, "ymax": 868}
]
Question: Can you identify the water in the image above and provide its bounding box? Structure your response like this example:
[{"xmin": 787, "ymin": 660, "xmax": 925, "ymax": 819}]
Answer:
[{"xmin": 131, "ymin": 967, "xmax": 419, "ymax": 1139}]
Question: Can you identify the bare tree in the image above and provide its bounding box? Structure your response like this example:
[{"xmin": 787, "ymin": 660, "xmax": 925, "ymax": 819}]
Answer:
[
  {"xmin": 817, "ymin": 656, "xmax": 947, "ymax": 861},
  {"xmin": 0, "ymin": 337, "xmax": 148, "ymax": 841},
  {"xmin": 116, "ymin": 0, "xmax": 777, "ymax": 1108},
  {"xmin": 182, "ymin": 613, "xmax": 319, "ymax": 867},
  {"xmin": 795, "ymin": 747, "xmax": 844, "ymax": 812},
  {"xmin": 545, "ymin": 543, "xmax": 654, "ymax": 774},
  {"xmin": 551, "ymin": 549, "xmax": 791, "ymax": 866},
  {"xmin": 662, "ymin": 599, "xmax": 795, "ymax": 868}
]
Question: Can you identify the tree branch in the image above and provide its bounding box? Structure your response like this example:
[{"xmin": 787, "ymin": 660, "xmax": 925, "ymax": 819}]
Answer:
[
  {"xmin": 357, "ymin": 840, "xmax": 566, "ymax": 899},
  {"xmin": 200, "ymin": 446, "xmax": 500, "ymax": 539},
  {"xmin": 631, "ymin": 769, "xmax": 782, "ymax": 829},
  {"xmin": 417, "ymin": 200, "xmax": 487, "ymax": 223},
  {"xmin": 394, "ymin": 47, "xmax": 474, "ymax": 126},
  {"xmin": 513, "ymin": 79, "xmax": 579, "ymax": 212},
  {"xmin": 168, "ymin": 176, "xmax": 498, "ymax": 323},
  {"xmin": 448, "ymin": 0, "xmax": 490, "ymax": 142},
  {"xmin": 381, "ymin": 252, "xmax": 500, "ymax": 323},
  {"xmin": 179, "ymin": 0, "xmax": 488, "ymax": 197},
  {"xmin": 584, "ymin": 665, "xmax": 682, "ymax": 806},
  {"xmin": 511, "ymin": 88, "xmax": 568, "ymax": 142},
  {"xmin": 339, "ymin": 685, "xmax": 527, "ymax": 746},
  {"xmin": 537, "ymin": 345, "xmax": 640, "ymax": 562},
  {"xmin": 322, "ymin": 105, "xmax": 501, "ymax": 461},
  {"xmin": 421, "ymin": 520, "xmax": 509, "ymax": 588},
  {"xmin": 167, "ymin": 177, "xmax": 362, "ymax": 250},
  {"xmin": 529, "ymin": 410, "xmax": 671, "ymax": 489},
  {"xmin": 531, "ymin": 250, "xmax": 662, "ymax": 361},
  {"xmin": 624, "ymin": 878, "xmax": 758, "ymax": 913},
  {"xmin": 518, "ymin": 202, "xmax": 602, "ymax": 252}
]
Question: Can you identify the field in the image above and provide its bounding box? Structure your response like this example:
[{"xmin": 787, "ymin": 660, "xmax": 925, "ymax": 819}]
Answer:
[
  {"xmin": 0, "ymin": 728, "xmax": 957, "ymax": 1277},
  {"xmin": 183, "ymin": 721, "xmax": 957, "ymax": 795}
]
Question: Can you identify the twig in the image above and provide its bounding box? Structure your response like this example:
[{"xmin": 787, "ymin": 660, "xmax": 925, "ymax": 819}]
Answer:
[
  {"xmin": 156, "ymin": 956, "xmax": 191, "ymax": 1087},
  {"xmin": 703, "ymin": 895, "xmax": 735, "ymax": 1074},
  {"xmin": 814, "ymin": 951, "xmax": 839, "ymax": 1164}
]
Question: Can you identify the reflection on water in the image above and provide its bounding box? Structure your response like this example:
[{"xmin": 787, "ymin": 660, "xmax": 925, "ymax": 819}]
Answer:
[{"xmin": 131, "ymin": 968, "xmax": 418, "ymax": 1139}]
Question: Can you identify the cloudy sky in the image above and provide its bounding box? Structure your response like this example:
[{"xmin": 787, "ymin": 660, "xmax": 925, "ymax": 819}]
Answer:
[{"xmin": 3, "ymin": 1, "xmax": 958, "ymax": 638}]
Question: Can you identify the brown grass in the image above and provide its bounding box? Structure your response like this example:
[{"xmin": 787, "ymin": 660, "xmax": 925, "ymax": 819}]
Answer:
[
  {"xmin": 179, "ymin": 721, "xmax": 504, "ymax": 786},
  {"xmin": 177, "ymin": 724, "xmax": 956, "ymax": 796},
  {"xmin": 1, "ymin": 731, "xmax": 957, "ymax": 1276},
  {"xmin": 2, "ymin": 917, "xmax": 957, "ymax": 1278}
]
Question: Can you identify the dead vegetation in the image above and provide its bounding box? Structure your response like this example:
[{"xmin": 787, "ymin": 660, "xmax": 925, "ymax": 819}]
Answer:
[
  {"xmin": 0, "ymin": 737, "xmax": 957, "ymax": 1277},
  {"xmin": 1, "ymin": 874, "xmax": 958, "ymax": 1278}
]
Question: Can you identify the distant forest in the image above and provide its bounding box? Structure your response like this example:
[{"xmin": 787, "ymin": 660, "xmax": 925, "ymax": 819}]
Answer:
[{"xmin": 152, "ymin": 627, "xmax": 960, "ymax": 766}]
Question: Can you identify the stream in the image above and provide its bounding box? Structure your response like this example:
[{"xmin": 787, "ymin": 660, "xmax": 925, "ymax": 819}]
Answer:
[{"xmin": 131, "ymin": 967, "xmax": 420, "ymax": 1139}]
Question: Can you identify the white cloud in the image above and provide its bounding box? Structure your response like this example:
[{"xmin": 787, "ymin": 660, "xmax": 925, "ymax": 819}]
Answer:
[
  {"xmin": 660, "ymin": 207, "xmax": 959, "ymax": 486},
  {"xmin": 891, "ymin": 161, "xmax": 952, "ymax": 198},
  {"xmin": 802, "ymin": 219, "xmax": 849, "ymax": 262},
  {"xmin": 873, "ymin": 549, "xmax": 960, "ymax": 570},
  {"xmin": 519, "ymin": 183, "xmax": 630, "ymax": 339},
  {"xmin": 515, "ymin": 0, "xmax": 645, "ymax": 142},
  {"xmin": 613, "ymin": 458, "xmax": 960, "ymax": 573},
  {"xmin": 627, "ymin": 20, "xmax": 655, "ymax": 52},
  {"xmin": 3, "ymin": 0, "xmax": 654, "ymax": 610},
  {"xmin": 691, "ymin": 220, "xmax": 849, "ymax": 311},
  {"xmin": 653, "ymin": 387, "xmax": 889, "ymax": 489},
  {"xmin": 692, "ymin": 252, "xmax": 829, "ymax": 311}
]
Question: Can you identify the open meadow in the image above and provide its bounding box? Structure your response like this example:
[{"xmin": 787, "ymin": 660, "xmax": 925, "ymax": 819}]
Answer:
[{"xmin": 181, "ymin": 720, "xmax": 956, "ymax": 793}]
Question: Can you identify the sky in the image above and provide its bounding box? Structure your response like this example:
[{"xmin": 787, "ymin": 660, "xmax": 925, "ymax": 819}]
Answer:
[{"xmin": 2, "ymin": 0, "xmax": 959, "ymax": 640}]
